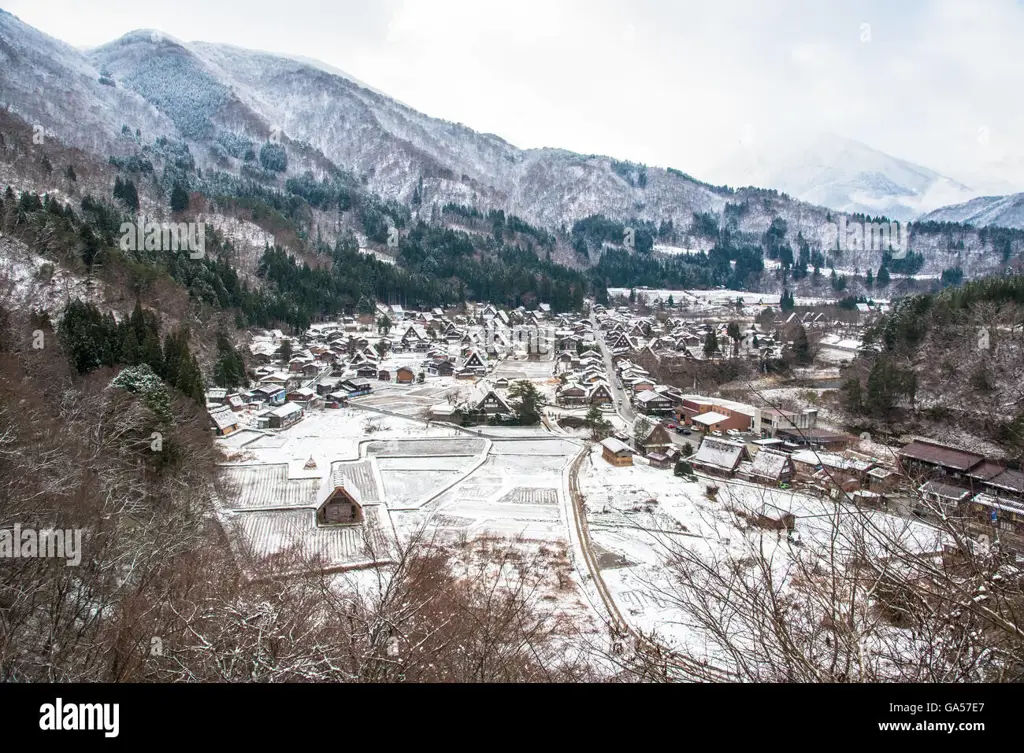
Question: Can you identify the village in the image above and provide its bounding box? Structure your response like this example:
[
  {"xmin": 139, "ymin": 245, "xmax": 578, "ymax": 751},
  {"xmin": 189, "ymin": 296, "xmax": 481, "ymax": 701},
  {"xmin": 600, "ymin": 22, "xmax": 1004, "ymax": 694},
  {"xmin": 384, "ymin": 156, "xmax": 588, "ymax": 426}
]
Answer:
[{"xmin": 201, "ymin": 290, "xmax": 1024, "ymax": 672}]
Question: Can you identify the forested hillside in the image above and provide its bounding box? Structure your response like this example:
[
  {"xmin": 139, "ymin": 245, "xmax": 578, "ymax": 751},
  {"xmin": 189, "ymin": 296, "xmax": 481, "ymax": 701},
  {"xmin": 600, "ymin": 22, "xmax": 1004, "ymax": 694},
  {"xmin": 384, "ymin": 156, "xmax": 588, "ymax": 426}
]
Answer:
[{"xmin": 839, "ymin": 275, "xmax": 1024, "ymax": 458}]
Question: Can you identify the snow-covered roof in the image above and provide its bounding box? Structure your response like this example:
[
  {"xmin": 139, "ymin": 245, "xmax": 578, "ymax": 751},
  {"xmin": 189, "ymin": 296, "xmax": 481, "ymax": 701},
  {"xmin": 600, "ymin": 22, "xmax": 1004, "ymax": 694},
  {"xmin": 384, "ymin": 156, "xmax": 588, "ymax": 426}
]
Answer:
[
  {"xmin": 749, "ymin": 449, "xmax": 791, "ymax": 480},
  {"xmin": 316, "ymin": 472, "xmax": 362, "ymax": 508},
  {"xmin": 271, "ymin": 403, "xmax": 303, "ymax": 418},
  {"xmin": 209, "ymin": 406, "xmax": 239, "ymax": 430},
  {"xmin": 693, "ymin": 438, "xmax": 747, "ymax": 471},
  {"xmin": 635, "ymin": 389, "xmax": 670, "ymax": 404},
  {"xmin": 918, "ymin": 480, "xmax": 971, "ymax": 501},
  {"xmin": 971, "ymin": 493, "xmax": 1024, "ymax": 516},
  {"xmin": 692, "ymin": 411, "xmax": 730, "ymax": 426},
  {"xmin": 467, "ymin": 380, "xmax": 511, "ymax": 412},
  {"xmin": 600, "ymin": 437, "xmax": 632, "ymax": 455},
  {"xmin": 791, "ymin": 449, "xmax": 872, "ymax": 472}
]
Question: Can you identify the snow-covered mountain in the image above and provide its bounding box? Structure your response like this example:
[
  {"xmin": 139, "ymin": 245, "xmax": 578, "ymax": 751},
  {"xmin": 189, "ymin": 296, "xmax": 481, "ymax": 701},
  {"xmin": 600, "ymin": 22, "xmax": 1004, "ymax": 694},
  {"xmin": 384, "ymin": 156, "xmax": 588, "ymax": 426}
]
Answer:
[
  {"xmin": 0, "ymin": 11, "xmax": 176, "ymax": 160},
  {"xmin": 0, "ymin": 10, "xmax": 733, "ymax": 233},
  {"xmin": 917, "ymin": 193, "xmax": 1024, "ymax": 230},
  {"xmin": 0, "ymin": 10, "xmax": 1018, "ymax": 283},
  {"xmin": 709, "ymin": 132, "xmax": 974, "ymax": 222}
]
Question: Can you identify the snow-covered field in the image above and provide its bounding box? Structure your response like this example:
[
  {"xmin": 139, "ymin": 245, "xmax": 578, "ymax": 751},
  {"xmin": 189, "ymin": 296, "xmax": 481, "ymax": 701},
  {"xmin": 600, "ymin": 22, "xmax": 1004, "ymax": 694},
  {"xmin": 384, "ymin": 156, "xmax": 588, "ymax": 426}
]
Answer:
[
  {"xmin": 608, "ymin": 287, "xmax": 838, "ymax": 307},
  {"xmin": 214, "ymin": 387, "xmax": 594, "ymax": 617},
  {"xmin": 577, "ymin": 444, "xmax": 948, "ymax": 674}
]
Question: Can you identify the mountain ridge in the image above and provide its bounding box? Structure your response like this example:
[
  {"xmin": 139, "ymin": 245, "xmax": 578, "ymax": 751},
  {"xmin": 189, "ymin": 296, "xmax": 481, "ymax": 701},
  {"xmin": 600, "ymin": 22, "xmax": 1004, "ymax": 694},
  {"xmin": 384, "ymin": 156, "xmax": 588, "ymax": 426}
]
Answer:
[{"xmin": 1, "ymin": 10, "xmax": 1021, "ymax": 288}]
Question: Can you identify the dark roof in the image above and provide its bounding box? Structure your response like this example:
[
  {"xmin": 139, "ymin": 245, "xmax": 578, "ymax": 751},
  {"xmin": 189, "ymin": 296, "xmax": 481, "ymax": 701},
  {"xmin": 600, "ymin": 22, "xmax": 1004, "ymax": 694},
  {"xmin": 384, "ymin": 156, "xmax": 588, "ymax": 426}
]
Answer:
[
  {"xmin": 919, "ymin": 480, "xmax": 971, "ymax": 500},
  {"xmin": 986, "ymin": 468, "xmax": 1024, "ymax": 495},
  {"xmin": 968, "ymin": 460, "xmax": 1006, "ymax": 481},
  {"xmin": 899, "ymin": 440, "xmax": 984, "ymax": 472},
  {"xmin": 776, "ymin": 428, "xmax": 850, "ymax": 441}
]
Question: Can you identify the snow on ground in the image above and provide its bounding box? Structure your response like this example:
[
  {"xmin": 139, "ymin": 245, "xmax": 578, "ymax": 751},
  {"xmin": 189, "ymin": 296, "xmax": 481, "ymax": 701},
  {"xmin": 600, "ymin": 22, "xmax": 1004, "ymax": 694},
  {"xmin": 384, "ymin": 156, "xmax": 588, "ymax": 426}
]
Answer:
[
  {"xmin": 492, "ymin": 359, "xmax": 559, "ymax": 380},
  {"xmin": 577, "ymin": 443, "xmax": 950, "ymax": 673},
  {"xmin": 197, "ymin": 212, "xmax": 276, "ymax": 281},
  {"xmin": 608, "ymin": 287, "xmax": 838, "ymax": 308},
  {"xmin": 215, "ymin": 398, "xmax": 602, "ymax": 647},
  {"xmin": 0, "ymin": 234, "xmax": 106, "ymax": 315},
  {"xmin": 376, "ymin": 456, "xmax": 478, "ymax": 472},
  {"xmin": 653, "ymin": 244, "xmax": 704, "ymax": 256},
  {"xmin": 422, "ymin": 445, "xmax": 580, "ymax": 541},
  {"xmin": 219, "ymin": 406, "xmax": 464, "ymax": 466}
]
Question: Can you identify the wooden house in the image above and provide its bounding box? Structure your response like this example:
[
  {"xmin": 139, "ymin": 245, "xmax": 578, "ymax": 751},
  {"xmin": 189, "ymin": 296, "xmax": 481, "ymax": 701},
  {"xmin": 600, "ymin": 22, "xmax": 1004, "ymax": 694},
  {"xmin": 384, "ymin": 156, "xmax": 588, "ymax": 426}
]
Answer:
[
  {"xmin": 315, "ymin": 476, "xmax": 364, "ymax": 526},
  {"xmin": 268, "ymin": 402, "xmax": 303, "ymax": 430},
  {"xmin": 601, "ymin": 437, "xmax": 634, "ymax": 467}
]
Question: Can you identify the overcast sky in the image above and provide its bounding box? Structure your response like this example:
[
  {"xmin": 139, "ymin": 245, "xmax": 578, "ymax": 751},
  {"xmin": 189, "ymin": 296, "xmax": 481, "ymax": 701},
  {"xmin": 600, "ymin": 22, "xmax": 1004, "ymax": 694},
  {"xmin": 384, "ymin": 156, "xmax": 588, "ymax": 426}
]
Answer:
[{"xmin": 6, "ymin": 0, "xmax": 1023, "ymax": 193}]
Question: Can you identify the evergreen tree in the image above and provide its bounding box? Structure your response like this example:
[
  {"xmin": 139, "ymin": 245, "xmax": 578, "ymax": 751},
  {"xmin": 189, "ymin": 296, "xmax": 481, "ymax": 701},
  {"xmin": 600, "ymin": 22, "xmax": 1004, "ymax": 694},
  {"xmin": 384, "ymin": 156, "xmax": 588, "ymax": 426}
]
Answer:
[
  {"xmin": 793, "ymin": 325, "xmax": 812, "ymax": 365},
  {"xmin": 584, "ymin": 405, "xmax": 612, "ymax": 441},
  {"xmin": 58, "ymin": 300, "xmax": 118, "ymax": 373},
  {"xmin": 841, "ymin": 377, "xmax": 863, "ymax": 414},
  {"xmin": 113, "ymin": 177, "xmax": 139, "ymax": 211},
  {"xmin": 877, "ymin": 263, "xmax": 891, "ymax": 287},
  {"xmin": 674, "ymin": 460, "xmax": 695, "ymax": 478},
  {"xmin": 124, "ymin": 179, "xmax": 139, "ymax": 211},
  {"xmin": 170, "ymin": 183, "xmax": 189, "ymax": 213},
  {"xmin": 213, "ymin": 334, "xmax": 247, "ymax": 388},
  {"xmin": 161, "ymin": 327, "xmax": 204, "ymax": 403},
  {"xmin": 633, "ymin": 415, "xmax": 653, "ymax": 450},
  {"xmin": 508, "ymin": 380, "xmax": 542, "ymax": 425},
  {"xmin": 412, "ymin": 176, "xmax": 423, "ymax": 208},
  {"xmin": 703, "ymin": 330, "xmax": 718, "ymax": 358},
  {"xmin": 727, "ymin": 321, "xmax": 742, "ymax": 355},
  {"xmin": 110, "ymin": 363, "xmax": 173, "ymax": 424}
]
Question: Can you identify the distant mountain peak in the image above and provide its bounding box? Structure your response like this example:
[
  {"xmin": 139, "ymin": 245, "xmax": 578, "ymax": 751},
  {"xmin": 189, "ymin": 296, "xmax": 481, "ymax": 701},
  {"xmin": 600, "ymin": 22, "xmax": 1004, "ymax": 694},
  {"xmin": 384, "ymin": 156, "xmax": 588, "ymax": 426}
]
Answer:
[
  {"xmin": 710, "ymin": 130, "xmax": 974, "ymax": 221},
  {"xmin": 918, "ymin": 192, "xmax": 1024, "ymax": 230}
]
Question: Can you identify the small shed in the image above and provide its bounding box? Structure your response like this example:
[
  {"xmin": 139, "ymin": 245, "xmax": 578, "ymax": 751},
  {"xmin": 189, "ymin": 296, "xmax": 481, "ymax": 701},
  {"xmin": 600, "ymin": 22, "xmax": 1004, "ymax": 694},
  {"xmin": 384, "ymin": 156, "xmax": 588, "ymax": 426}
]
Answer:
[
  {"xmin": 755, "ymin": 501, "xmax": 796, "ymax": 532},
  {"xmin": 601, "ymin": 437, "xmax": 634, "ymax": 467},
  {"xmin": 646, "ymin": 452, "xmax": 672, "ymax": 470}
]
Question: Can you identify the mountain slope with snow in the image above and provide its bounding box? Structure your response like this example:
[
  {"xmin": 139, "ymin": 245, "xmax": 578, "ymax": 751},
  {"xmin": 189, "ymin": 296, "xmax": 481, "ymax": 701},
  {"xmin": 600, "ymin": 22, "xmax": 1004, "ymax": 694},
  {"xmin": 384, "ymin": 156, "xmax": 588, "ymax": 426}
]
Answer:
[
  {"xmin": 710, "ymin": 132, "xmax": 974, "ymax": 222},
  {"xmin": 917, "ymin": 193, "xmax": 1024, "ymax": 230},
  {"xmin": 0, "ymin": 11, "xmax": 1019, "ymax": 283}
]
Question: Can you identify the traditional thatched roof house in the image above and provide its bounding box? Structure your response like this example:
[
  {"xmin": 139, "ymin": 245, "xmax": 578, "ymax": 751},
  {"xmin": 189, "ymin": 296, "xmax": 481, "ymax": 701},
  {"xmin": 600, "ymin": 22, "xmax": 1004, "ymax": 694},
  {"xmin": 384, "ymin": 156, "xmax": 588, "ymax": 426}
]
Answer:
[
  {"xmin": 691, "ymin": 438, "xmax": 750, "ymax": 477},
  {"xmin": 739, "ymin": 449, "xmax": 795, "ymax": 485},
  {"xmin": 315, "ymin": 475, "xmax": 364, "ymax": 526}
]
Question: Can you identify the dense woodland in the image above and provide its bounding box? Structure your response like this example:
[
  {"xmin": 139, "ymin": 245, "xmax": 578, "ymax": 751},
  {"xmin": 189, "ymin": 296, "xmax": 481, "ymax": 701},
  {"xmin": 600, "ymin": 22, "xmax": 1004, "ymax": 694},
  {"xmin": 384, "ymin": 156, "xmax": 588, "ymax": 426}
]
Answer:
[{"xmin": 840, "ymin": 275, "xmax": 1024, "ymax": 457}]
